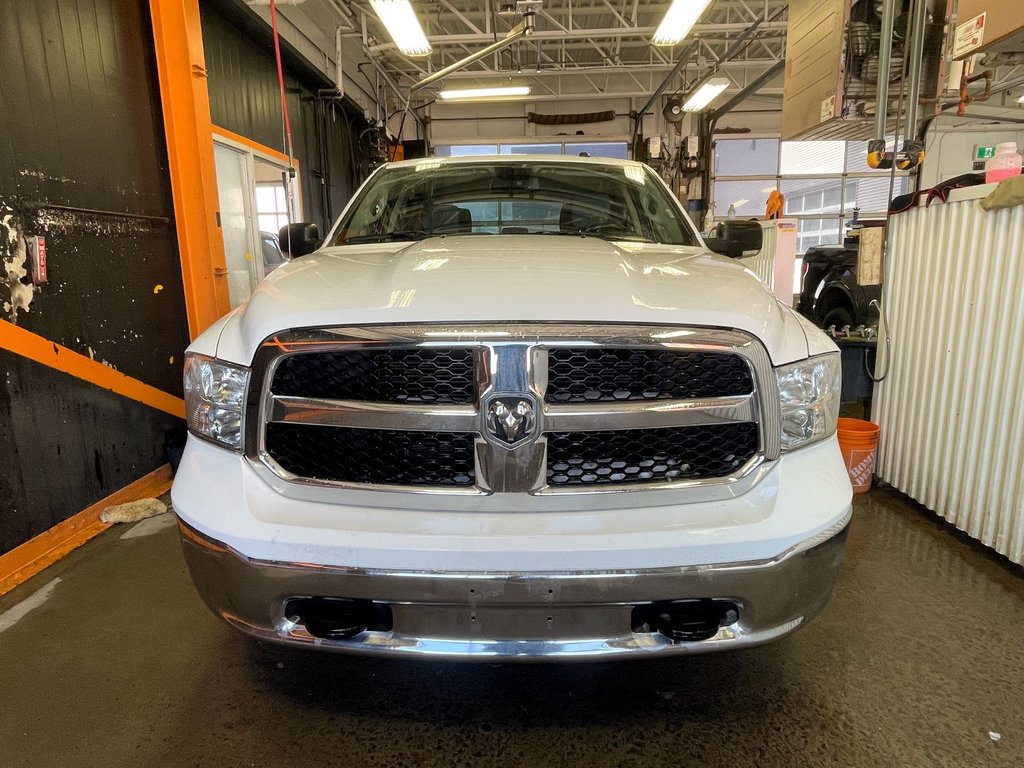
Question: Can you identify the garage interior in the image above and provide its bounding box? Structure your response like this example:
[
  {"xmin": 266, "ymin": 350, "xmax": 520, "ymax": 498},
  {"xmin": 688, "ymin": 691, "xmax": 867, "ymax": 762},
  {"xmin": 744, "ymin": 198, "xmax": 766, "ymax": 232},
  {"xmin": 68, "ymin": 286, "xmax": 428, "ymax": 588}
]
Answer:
[{"xmin": 1, "ymin": 0, "xmax": 1023, "ymax": 765}]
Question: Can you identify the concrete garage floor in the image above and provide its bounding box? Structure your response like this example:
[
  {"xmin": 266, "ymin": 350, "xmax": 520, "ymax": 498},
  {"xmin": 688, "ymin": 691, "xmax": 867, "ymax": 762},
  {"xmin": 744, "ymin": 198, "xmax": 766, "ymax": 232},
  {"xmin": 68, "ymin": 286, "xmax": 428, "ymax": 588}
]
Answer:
[{"xmin": 1, "ymin": 491, "xmax": 1022, "ymax": 768}]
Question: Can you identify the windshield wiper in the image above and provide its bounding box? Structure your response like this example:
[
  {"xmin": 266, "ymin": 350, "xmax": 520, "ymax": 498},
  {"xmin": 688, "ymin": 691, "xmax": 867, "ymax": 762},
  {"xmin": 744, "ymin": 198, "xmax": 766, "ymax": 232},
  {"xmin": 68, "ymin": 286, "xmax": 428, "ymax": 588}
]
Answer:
[
  {"xmin": 344, "ymin": 230, "xmax": 431, "ymax": 244},
  {"xmin": 344, "ymin": 229, "xmax": 496, "ymax": 244},
  {"xmin": 537, "ymin": 227, "xmax": 653, "ymax": 243}
]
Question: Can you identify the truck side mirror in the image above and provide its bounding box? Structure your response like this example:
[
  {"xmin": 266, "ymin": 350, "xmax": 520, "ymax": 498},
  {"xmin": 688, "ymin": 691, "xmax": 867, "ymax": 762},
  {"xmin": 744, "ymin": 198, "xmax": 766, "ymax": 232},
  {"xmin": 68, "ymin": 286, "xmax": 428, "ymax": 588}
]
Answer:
[
  {"xmin": 278, "ymin": 223, "xmax": 321, "ymax": 257},
  {"xmin": 705, "ymin": 220, "xmax": 763, "ymax": 259}
]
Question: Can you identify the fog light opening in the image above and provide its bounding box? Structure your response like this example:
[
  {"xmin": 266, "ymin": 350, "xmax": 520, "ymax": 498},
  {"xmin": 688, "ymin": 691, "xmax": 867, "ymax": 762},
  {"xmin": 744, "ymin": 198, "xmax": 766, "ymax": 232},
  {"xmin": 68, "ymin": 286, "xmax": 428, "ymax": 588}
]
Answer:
[
  {"xmin": 632, "ymin": 599, "xmax": 740, "ymax": 642},
  {"xmin": 284, "ymin": 597, "xmax": 393, "ymax": 640}
]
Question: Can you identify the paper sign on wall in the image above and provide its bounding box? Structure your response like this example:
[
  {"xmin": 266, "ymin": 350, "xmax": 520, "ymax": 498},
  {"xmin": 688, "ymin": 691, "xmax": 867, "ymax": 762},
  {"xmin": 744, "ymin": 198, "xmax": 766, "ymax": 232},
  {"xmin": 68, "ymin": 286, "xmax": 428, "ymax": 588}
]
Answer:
[
  {"xmin": 820, "ymin": 94, "xmax": 836, "ymax": 123},
  {"xmin": 953, "ymin": 12, "xmax": 986, "ymax": 58}
]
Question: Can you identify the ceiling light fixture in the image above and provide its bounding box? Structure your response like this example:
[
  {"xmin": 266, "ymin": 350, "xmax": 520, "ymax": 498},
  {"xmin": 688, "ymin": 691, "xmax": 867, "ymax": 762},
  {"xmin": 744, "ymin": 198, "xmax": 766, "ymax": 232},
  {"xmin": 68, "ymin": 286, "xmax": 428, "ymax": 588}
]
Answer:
[
  {"xmin": 370, "ymin": 0, "xmax": 432, "ymax": 57},
  {"xmin": 682, "ymin": 77, "xmax": 730, "ymax": 111},
  {"xmin": 652, "ymin": 0, "xmax": 713, "ymax": 46},
  {"xmin": 438, "ymin": 85, "xmax": 531, "ymax": 101}
]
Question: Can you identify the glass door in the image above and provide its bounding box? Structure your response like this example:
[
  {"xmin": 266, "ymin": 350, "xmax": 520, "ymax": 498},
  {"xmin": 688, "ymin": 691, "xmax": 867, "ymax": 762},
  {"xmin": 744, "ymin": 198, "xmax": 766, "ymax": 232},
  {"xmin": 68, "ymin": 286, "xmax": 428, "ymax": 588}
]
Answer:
[{"xmin": 213, "ymin": 142, "xmax": 261, "ymax": 308}]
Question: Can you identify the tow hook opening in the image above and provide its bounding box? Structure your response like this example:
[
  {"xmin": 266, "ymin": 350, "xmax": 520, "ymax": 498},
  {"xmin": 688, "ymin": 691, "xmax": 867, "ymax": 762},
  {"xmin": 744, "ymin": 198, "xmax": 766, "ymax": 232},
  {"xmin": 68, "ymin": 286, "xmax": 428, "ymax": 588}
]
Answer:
[
  {"xmin": 284, "ymin": 597, "xmax": 393, "ymax": 640},
  {"xmin": 631, "ymin": 599, "xmax": 740, "ymax": 642}
]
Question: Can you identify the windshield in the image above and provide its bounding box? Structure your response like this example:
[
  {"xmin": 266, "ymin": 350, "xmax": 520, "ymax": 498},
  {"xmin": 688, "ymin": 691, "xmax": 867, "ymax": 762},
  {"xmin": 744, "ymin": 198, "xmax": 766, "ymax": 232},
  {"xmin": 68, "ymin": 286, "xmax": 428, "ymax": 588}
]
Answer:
[{"xmin": 330, "ymin": 160, "xmax": 701, "ymax": 247}]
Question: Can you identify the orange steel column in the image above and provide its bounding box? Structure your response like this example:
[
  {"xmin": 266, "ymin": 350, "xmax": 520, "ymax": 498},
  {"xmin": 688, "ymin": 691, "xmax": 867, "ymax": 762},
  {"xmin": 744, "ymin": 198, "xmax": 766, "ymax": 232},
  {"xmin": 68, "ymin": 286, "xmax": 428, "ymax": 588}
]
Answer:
[{"xmin": 150, "ymin": 0, "xmax": 230, "ymax": 338}]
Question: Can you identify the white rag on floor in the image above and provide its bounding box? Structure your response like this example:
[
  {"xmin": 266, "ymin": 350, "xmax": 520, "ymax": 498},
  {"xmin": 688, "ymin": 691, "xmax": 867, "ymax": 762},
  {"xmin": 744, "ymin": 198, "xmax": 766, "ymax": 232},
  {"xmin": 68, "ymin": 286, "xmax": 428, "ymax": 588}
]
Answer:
[{"xmin": 100, "ymin": 498, "xmax": 167, "ymax": 524}]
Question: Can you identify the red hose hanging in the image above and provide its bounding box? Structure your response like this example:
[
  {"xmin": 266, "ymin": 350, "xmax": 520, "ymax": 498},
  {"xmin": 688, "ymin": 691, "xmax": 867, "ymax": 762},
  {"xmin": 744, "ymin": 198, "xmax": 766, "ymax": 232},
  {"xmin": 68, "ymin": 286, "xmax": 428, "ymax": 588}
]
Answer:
[{"xmin": 268, "ymin": 0, "xmax": 295, "ymax": 174}]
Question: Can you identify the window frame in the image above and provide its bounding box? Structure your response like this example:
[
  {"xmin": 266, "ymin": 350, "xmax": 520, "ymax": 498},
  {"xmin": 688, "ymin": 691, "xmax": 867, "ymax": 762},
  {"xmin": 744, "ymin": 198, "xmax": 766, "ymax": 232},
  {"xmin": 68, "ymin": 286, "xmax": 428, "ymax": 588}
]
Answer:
[
  {"xmin": 435, "ymin": 140, "xmax": 630, "ymax": 160},
  {"xmin": 711, "ymin": 137, "xmax": 911, "ymax": 292},
  {"xmin": 254, "ymin": 182, "xmax": 292, "ymax": 236}
]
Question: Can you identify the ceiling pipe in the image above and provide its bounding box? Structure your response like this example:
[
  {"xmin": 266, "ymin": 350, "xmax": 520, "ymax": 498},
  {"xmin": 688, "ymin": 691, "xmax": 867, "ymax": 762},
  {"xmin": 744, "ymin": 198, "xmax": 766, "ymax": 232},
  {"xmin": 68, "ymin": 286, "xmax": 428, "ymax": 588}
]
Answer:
[
  {"xmin": 902, "ymin": 0, "xmax": 930, "ymax": 136},
  {"xmin": 873, "ymin": 0, "xmax": 897, "ymax": 139},
  {"xmin": 709, "ymin": 59, "xmax": 786, "ymax": 121},
  {"xmin": 342, "ymin": 26, "xmax": 350, "ymax": 96},
  {"xmin": 410, "ymin": 13, "xmax": 536, "ymax": 94}
]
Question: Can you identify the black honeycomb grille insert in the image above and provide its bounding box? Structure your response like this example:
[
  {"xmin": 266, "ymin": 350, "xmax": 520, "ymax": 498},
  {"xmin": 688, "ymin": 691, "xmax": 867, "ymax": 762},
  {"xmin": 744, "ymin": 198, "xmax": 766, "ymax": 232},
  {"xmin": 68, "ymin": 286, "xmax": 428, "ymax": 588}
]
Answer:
[
  {"xmin": 546, "ymin": 423, "xmax": 759, "ymax": 486},
  {"xmin": 266, "ymin": 424, "xmax": 476, "ymax": 486},
  {"xmin": 271, "ymin": 348, "xmax": 475, "ymax": 404},
  {"xmin": 546, "ymin": 348, "xmax": 753, "ymax": 403}
]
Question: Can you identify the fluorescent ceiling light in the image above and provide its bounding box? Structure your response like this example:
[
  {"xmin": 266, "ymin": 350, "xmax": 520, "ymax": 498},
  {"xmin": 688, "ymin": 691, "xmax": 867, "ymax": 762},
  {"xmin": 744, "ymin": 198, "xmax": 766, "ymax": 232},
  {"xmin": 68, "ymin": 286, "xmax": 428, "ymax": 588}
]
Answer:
[
  {"xmin": 682, "ymin": 77, "xmax": 730, "ymax": 111},
  {"xmin": 1018, "ymin": 94, "xmax": 1024, "ymax": 103},
  {"xmin": 370, "ymin": 0, "xmax": 431, "ymax": 56},
  {"xmin": 438, "ymin": 86, "xmax": 531, "ymax": 101},
  {"xmin": 653, "ymin": 0, "xmax": 713, "ymax": 45}
]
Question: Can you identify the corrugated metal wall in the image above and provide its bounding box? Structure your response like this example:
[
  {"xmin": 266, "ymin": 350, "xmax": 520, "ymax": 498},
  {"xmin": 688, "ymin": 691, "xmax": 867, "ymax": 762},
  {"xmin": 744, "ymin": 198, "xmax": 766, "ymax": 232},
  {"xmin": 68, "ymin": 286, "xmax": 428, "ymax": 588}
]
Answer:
[
  {"xmin": 200, "ymin": 4, "xmax": 360, "ymax": 233},
  {"xmin": 873, "ymin": 188, "xmax": 1024, "ymax": 564}
]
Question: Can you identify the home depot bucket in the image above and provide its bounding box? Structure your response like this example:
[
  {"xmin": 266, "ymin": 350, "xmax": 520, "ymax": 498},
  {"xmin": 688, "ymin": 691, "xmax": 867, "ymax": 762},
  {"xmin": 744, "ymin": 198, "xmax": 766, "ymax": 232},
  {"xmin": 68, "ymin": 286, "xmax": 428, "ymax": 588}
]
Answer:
[{"xmin": 837, "ymin": 418, "xmax": 880, "ymax": 494}]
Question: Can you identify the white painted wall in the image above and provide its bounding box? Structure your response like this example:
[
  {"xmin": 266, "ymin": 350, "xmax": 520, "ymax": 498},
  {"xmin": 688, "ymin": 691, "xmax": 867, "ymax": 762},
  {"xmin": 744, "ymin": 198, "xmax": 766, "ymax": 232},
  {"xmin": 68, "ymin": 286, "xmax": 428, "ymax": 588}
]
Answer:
[{"xmin": 918, "ymin": 111, "xmax": 1024, "ymax": 189}]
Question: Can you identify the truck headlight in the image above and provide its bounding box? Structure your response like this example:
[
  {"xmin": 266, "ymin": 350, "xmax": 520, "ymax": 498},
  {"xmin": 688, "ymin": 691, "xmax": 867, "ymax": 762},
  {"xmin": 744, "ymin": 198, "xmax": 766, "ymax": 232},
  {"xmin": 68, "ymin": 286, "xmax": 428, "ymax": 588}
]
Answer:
[
  {"xmin": 775, "ymin": 353, "xmax": 841, "ymax": 451},
  {"xmin": 183, "ymin": 353, "xmax": 250, "ymax": 450}
]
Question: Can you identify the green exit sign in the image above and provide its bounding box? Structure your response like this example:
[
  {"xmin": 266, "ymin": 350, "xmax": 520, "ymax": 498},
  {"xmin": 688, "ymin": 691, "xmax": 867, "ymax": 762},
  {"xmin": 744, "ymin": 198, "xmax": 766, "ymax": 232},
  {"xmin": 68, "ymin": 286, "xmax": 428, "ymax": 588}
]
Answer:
[{"xmin": 975, "ymin": 145, "xmax": 996, "ymax": 160}]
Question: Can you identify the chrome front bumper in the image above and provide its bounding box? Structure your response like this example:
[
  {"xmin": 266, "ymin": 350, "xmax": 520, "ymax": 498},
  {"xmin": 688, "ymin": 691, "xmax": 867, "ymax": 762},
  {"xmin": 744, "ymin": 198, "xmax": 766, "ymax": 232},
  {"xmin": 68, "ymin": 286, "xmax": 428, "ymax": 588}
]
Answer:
[{"xmin": 178, "ymin": 514, "xmax": 850, "ymax": 660}]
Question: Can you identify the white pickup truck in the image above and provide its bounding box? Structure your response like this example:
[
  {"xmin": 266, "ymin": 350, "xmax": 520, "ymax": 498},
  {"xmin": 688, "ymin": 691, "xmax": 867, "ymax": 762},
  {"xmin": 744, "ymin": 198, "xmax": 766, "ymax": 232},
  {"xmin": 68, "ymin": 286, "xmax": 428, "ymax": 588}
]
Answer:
[{"xmin": 173, "ymin": 155, "xmax": 852, "ymax": 659}]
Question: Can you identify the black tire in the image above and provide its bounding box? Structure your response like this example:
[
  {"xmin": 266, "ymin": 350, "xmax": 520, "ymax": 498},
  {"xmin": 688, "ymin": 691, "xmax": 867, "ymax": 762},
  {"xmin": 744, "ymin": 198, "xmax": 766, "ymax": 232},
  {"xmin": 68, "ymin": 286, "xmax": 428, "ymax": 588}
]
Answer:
[{"xmin": 821, "ymin": 306, "xmax": 854, "ymax": 329}]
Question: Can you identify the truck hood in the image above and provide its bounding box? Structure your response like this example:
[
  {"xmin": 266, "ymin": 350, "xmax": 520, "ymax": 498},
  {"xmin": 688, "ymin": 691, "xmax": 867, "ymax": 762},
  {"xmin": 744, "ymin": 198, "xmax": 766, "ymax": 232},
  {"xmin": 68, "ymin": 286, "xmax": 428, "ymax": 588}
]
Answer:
[{"xmin": 214, "ymin": 236, "xmax": 810, "ymax": 365}]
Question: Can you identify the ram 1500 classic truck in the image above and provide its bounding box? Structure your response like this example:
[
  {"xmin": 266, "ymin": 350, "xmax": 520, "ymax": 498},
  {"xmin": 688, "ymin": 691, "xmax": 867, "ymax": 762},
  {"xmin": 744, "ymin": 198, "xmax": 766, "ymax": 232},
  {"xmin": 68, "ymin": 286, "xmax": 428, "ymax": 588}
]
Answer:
[{"xmin": 172, "ymin": 155, "xmax": 852, "ymax": 659}]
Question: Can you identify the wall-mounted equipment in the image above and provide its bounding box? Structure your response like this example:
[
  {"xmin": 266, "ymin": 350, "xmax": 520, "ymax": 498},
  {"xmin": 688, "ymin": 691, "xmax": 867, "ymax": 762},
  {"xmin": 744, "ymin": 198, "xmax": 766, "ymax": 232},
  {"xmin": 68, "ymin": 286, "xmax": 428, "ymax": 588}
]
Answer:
[
  {"xmin": 781, "ymin": 0, "xmax": 944, "ymax": 141},
  {"xmin": 663, "ymin": 96, "xmax": 686, "ymax": 123},
  {"xmin": 25, "ymin": 235, "xmax": 48, "ymax": 285}
]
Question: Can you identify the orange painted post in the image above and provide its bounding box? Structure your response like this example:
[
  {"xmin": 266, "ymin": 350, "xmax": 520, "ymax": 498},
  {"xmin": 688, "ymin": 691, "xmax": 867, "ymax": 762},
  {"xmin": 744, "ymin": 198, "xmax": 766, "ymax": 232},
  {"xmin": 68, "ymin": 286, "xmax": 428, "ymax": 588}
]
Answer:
[{"xmin": 149, "ymin": 0, "xmax": 231, "ymax": 338}]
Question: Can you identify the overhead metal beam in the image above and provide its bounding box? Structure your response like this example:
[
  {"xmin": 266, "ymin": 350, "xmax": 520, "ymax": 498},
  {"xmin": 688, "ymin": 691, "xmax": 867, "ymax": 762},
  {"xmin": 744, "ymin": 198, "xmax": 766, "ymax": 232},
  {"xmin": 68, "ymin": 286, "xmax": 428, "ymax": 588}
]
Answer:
[
  {"xmin": 710, "ymin": 59, "xmax": 785, "ymax": 119},
  {"xmin": 410, "ymin": 14, "xmax": 536, "ymax": 93},
  {"xmin": 431, "ymin": 58, "xmax": 784, "ymax": 79},
  {"xmin": 366, "ymin": 22, "xmax": 788, "ymax": 51}
]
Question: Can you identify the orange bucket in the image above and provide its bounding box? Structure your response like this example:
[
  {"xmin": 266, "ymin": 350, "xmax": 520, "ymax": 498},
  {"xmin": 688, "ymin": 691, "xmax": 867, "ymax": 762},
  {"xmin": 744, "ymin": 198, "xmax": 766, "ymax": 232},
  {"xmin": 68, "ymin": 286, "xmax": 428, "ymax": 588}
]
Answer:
[{"xmin": 837, "ymin": 417, "xmax": 880, "ymax": 494}]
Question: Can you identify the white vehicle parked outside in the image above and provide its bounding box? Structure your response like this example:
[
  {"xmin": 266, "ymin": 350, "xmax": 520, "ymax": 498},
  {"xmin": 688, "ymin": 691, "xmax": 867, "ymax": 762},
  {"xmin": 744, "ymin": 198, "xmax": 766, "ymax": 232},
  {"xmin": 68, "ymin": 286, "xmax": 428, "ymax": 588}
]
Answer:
[{"xmin": 173, "ymin": 155, "xmax": 852, "ymax": 659}]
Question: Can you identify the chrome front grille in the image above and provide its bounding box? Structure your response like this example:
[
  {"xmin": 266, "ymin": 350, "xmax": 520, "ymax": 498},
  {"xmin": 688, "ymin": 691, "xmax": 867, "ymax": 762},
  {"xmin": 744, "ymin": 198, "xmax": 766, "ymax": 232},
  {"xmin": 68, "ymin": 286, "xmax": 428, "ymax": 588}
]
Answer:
[
  {"xmin": 271, "ymin": 347, "xmax": 476, "ymax": 404},
  {"xmin": 546, "ymin": 424, "xmax": 760, "ymax": 486},
  {"xmin": 247, "ymin": 325, "xmax": 780, "ymax": 501},
  {"xmin": 265, "ymin": 424, "xmax": 476, "ymax": 486},
  {"xmin": 546, "ymin": 348, "xmax": 754, "ymax": 402}
]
